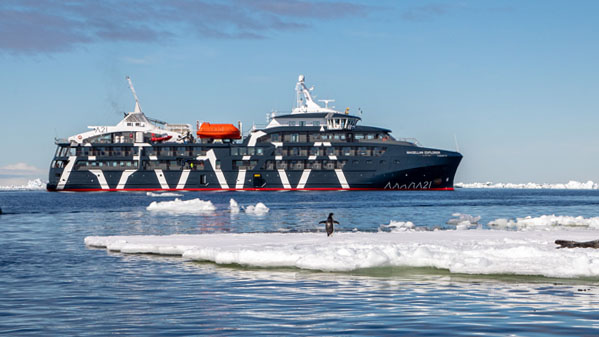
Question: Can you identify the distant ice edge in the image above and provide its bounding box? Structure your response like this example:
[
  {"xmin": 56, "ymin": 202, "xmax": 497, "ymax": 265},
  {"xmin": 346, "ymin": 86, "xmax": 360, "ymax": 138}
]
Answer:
[
  {"xmin": 85, "ymin": 231, "xmax": 599, "ymax": 279},
  {"xmin": 456, "ymin": 180, "xmax": 598, "ymax": 190},
  {"xmin": 0, "ymin": 178, "xmax": 46, "ymax": 191}
]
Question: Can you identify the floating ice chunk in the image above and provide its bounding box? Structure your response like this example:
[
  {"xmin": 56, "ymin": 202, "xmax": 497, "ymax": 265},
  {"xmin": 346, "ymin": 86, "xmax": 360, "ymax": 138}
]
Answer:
[
  {"xmin": 456, "ymin": 180, "xmax": 598, "ymax": 190},
  {"xmin": 244, "ymin": 202, "xmax": 269, "ymax": 215},
  {"xmin": 447, "ymin": 213, "xmax": 481, "ymax": 230},
  {"xmin": 0, "ymin": 178, "xmax": 46, "ymax": 190},
  {"xmin": 146, "ymin": 192, "xmax": 183, "ymax": 197},
  {"xmin": 146, "ymin": 198, "xmax": 216, "ymax": 214},
  {"xmin": 488, "ymin": 215, "xmax": 599, "ymax": 230},
  {"xmin": 85, "ymin": 229, "xmax": 599, "ymax": 278},
  {"xmin": 229, "ymin": 198, "xmax": 240, "ymax": 213},
  {"xmin": 380, "ymin": 220, "xmax": 415, "ymax": 232}
]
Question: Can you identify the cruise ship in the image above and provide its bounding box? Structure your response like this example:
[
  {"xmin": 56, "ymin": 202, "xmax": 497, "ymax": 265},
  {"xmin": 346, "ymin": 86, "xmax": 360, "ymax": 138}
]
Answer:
[{"xmin": 47, "ymin": 76, "xmax": 462, "ymax": 191}]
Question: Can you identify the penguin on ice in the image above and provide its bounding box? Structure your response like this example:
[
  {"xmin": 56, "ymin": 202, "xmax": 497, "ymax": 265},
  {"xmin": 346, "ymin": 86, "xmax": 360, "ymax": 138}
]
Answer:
[{"xmin": 319, "ymin": 213, "xmax": 339, "ymax": 237}]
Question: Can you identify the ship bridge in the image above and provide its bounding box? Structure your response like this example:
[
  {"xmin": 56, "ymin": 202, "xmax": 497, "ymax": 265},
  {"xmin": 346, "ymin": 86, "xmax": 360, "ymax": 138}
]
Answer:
[{"xmin": 264, "ymin": 75, "xmax": 361, "ymax": 131}]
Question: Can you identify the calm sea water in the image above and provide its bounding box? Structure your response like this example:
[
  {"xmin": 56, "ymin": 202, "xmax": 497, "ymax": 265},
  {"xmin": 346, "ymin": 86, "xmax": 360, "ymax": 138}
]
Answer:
[{"xmin": 1, "ymin": 189, "xmax": 599, "ymax": 336}]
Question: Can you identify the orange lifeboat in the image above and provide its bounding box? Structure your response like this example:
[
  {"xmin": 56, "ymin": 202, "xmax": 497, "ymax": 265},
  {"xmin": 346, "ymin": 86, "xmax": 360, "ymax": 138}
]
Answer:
[{"xmin": 196, "ymin": 122, "xmax": 241, "ymax": 139}]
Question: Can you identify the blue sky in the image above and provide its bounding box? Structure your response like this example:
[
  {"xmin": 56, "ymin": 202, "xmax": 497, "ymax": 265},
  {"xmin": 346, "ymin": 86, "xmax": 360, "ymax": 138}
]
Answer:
[{"xmin": 1, "ymin": 0, "xmax": 598, "ymax": 185}]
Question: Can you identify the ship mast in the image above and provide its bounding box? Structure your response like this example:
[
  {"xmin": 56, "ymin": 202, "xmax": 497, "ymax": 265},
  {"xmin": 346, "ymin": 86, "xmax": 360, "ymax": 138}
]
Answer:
[{"xmin": 126, "ymin": 76, "xmax": 142, "ymax": 113}]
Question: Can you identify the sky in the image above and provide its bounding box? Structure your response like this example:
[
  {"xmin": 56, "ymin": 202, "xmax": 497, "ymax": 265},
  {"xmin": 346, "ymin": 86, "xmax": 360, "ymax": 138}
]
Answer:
[{"xmin": 1, "ymin": 0, "xmax": 598, "ymax": 185}]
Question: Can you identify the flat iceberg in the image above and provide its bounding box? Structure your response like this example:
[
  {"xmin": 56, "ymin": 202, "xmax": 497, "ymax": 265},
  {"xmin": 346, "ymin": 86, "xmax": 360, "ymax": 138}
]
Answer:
[
  {"xmin": 85, "ymin": 229, "xmax": 599, "ymax": 278},
  {"xmin": 456, "ymin": 180, "xmax": 598, "ymax": 190},
  {"xmin": 146, "ymin": 192, "xmax": 183, "ymax": 197},
  {"xmin": 146, "ymin": 198, "xmax": 216, "ymax": 214}
]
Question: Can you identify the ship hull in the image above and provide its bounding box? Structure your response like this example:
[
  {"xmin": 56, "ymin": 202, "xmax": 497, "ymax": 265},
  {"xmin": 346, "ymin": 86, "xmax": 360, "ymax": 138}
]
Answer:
[{"xmin": 47, "ymin": 146, "xmax": 461, "ymax": 191}]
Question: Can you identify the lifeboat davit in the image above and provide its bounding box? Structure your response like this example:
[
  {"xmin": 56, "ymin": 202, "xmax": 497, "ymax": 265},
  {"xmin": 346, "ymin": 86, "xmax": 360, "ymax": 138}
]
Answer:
[{"xmin": 196, "ymin": 122, "xmax": 241, "ymax": 139}]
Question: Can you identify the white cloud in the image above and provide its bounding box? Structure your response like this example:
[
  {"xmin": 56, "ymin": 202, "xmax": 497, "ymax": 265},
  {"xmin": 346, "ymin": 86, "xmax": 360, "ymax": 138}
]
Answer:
[{"xmin": 0, "ymin": 162, "xmax": 43, "ymax": 173}]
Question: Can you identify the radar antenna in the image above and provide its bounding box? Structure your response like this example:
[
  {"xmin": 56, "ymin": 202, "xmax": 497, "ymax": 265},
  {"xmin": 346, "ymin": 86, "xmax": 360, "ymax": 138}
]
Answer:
[
  {"xmin": 318, "ymin": 99, "xmax": 335, "ymax": 109},
  {"xmin": 126, "ymin": 76, "xmax": 142, "ymax": 113}
]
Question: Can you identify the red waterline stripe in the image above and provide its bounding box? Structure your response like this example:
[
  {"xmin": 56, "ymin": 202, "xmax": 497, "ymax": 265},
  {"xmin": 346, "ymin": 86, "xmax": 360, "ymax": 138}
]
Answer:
[{"xmin": 49, "ymin": 187, "xmax": 455, "ymax": 192}]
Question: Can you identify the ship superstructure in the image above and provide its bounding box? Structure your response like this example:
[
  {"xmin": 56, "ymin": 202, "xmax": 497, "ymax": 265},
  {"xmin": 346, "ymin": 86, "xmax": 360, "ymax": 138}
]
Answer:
[{"xmin": 48, "ymin": 76, "xmax": 462, "ymax": 191}]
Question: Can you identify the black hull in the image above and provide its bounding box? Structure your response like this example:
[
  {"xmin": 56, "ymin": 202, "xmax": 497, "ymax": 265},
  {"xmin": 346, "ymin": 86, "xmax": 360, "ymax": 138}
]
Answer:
[{"xmin": 47, "ymin": 150, "xmax": 461, "ymax": 191}]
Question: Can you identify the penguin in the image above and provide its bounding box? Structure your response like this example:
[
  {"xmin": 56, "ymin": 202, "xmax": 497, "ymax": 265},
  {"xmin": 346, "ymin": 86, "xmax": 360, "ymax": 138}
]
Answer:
[{"xmin": 319, "ymin": 213, "xmax": 339, "ymax": 237}]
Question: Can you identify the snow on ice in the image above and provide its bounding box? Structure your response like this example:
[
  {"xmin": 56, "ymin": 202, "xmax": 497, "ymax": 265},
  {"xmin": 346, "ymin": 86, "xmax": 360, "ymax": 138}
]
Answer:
[{"xmin": 86, "ymin": 227, "xmax": 599, "ymax": 278}]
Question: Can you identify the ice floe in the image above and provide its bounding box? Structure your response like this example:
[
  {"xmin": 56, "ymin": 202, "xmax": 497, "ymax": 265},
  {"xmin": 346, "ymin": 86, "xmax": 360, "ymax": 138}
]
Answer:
[
  {"xmin": 380, "ymin": 220, "xmax": 415, "ymax": 232},
  {"xmin": 146, "ymin": 198, "xmax": 216, "ymax": 214},
  {"xmin": 244, "ymin": 202, "xmax": 269, "ymax": 215},
  {"xmin": 488, "ymin": 215, "xmax": 599, "ymax": 230},
  {"xmin": 447, "ymin": 213, "xmax": 481, "ymax": 230},
  {"xmin": 85, "ymin": 229, "xmax": 599, "ymax": 278},
  {"xmin": 146, "ymin": 192, "xmax": 183, "ymax": 197},
  {"xmin": 456, "ymin": 180, "xmax": 598, "ymax": 190},
  {"xmin": 0, "ymin": 178, "xmax": 46, "ymax": 191}
]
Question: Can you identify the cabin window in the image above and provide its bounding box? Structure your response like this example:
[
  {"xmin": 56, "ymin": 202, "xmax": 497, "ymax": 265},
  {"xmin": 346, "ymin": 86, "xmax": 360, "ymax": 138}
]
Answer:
[
  {"xmin": 367, "ymin": 134, "xmax": 375, "ymax": 140},
  {"xmin": 307, "ymin": 161, "xmax": 322, "ymax": 170},
  {"xmin": 313, "ymin": 121, "xmax": 320, "ymax": 127},
  {"xmin": 200, "ymin": 174, "xmax": 207, "ymax": 185},
  {"xmin": 289, "ymin": 147, "xmax": 300, "ymax": 156},
  {"xmin": 215, "ymin": 160, "xmax": 221, "ymax": 169},
  {"xmin": 59, "ymin": 147, "xmax": 69, "ymax": 157},
  {"xmin": 290, "ymin": 160, "xmax": 304, "ymax": 170},
  {"xmin": 309, "ymin": 147, "xmax": 320, "ymax": 156},
  {"xmin": 379, "ymin": 160, "xmax": 387, "ymax": 165},
  {"xmin": 358, "ymin": 147, "xmax": 371, "ymax": 156},
  {"xmin": 255, "ymin": 148, "xmax": 264, "ymax": 156},
  {"xmin": 325, "ymin": 147, "xmax": 335, "ymax": 156},
  {"xmin": 342, "ymin": 147, "xmax": 354, "ymax": 156},
  {"xmin": 336, "ymin": 160, "xmax": 347, "ymax": 169},
  {"xmin": 193, "ymin": 147, "xmax": 206, "ymax": 156},
  {"xmin": 264, "ymin": 160, "xmax": 275, "ymax": 170},
  {"xmin": 248, "ymin": 148, "xmax": 255, "ymax": 156},
  {"xmin": 276, "ymin": 161, "xmax": 288, "ymax": 169},
  {"xmin": 355, "ymin": 134, "xmax": 364, "ymax": 140},
  {"xmin": 177, "ymin": 147, "xmax": 187, "ymax": 156},
  {"xmin": 291, "ymin": 134, "xmax": 299, "ymax": 142},
  {"xmin": 288, "ymin": 121, "xmax": 296, "ymax": 126},
  {"xmin": 271, "ymin": 133, "xmax": 280, "ymax": 142},
  {"xmin": 323, "ymin": 160, "xmax": 335, "ymax": 170},
  {"xmin": 299, "ymin": 121, "xmax": 306, "ymax": 127},
  {"xmin": 373, "ymin": 147, "xmax": 386, "ymax": 156},
  {"xmin": 231, "ymin": 148, "xmax": 239, "ymax": 156}
]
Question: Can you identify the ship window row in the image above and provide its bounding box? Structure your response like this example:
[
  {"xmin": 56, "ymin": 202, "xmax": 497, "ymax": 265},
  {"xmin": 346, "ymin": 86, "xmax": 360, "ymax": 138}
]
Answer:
[
  {"xmin": 142, "ymin": 160, "xmax": 206, "ymax": 171},
  {"xmin": 144, "ymin": 147, "xmax": 207, "ymax": 157},
  {"xmin": 275, "ymin": 146, "xmax": 386, "ymax": 157},
  {"xmin": 288, "ymin": 121, "xmax": 320, "ymax": 127},
  {"xmin": 264, "ymin": 160, "xmax": 347, "ymax": 170},
  {"xmin": 260, "ymin": 132, "xmax": 390, "ymax": 143},
  {"xmin": 230, "ymin": 147, "xmax": 264, "ymax": 156},
  {"xmin": 75, "ymin": 160, "xmax": 139, "ymax": 170}
]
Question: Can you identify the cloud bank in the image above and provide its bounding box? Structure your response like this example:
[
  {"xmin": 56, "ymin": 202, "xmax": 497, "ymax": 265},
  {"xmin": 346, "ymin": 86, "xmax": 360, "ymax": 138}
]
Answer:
[{"xmin": 0, "ymin": 0, "xmax": 371, "ymax": 54}]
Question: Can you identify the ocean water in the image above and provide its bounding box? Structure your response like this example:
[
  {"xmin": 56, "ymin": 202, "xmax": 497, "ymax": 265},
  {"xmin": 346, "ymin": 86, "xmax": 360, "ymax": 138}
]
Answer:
[{"xmin": 1, "ymin": 189, "xmax": 599, "ymax": 336}]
